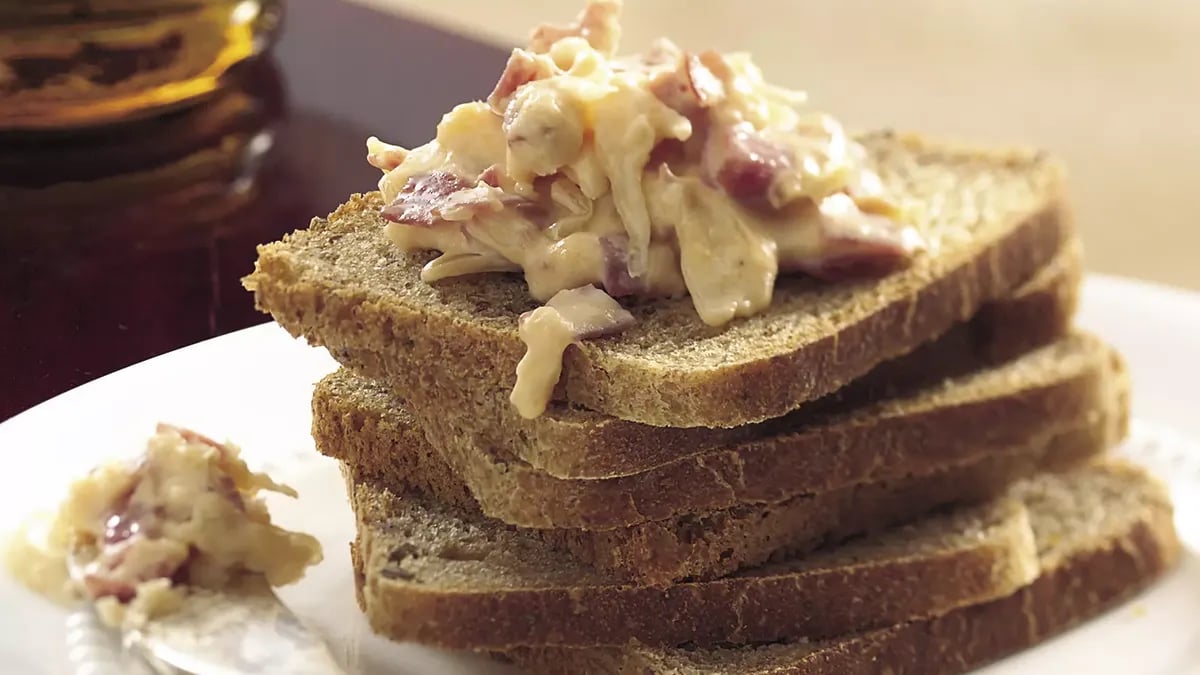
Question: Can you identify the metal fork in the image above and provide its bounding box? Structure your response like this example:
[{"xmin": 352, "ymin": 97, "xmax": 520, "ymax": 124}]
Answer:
[{"xmin": 66, "ymin": 558, "xmax": 346, "ymax": 675}]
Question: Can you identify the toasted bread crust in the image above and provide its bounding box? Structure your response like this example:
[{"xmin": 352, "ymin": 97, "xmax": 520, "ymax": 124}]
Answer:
[
  {"xmin": 507, "ymin": 461, "xmax": 1180, "ymax": 674},
  {"xmin": 349, "ymin": 475, "xmax": 1041, "ymax": 650},
  {"xmin": 320, "ymin": 240, "xmax": 1082, "ymax": 482},
  {"xmin": 246, "ymin": 133, "xmax": 1072, "ymax": 428},
  {"xmin": 328, "ymin": 397, "xmax": 1123, "ymax": 586},
  {"xmin": 315, "ymin": 332, "xmax": 1116, "ymax": 531}
]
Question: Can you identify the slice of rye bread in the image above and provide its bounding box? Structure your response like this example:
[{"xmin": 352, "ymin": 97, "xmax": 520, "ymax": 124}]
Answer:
[
  {"xmin": 313, "ymin": 330, "xmax": 1119, "ymax": 531},
  {"xmin": 339, "ymin": 408, "xmax": 1129, "ymax": 646},
  {"xmin": 245, "ymin": 131, "xmax": 1074, "ymax": 429},
  {"xmin": 345, "ymin": 467, "xmax": 1043, "ymax": 650},
  {"xmin": 332, "ymin": 395, "xmax": 1123, "ymax": 589},
  {"xmin": 505, "ymin": 460, "xmax": 1181, "ymax": 675},
  {"xmin": 331, "ymin": 238, "xmax": 1083, "ymax": 482}
]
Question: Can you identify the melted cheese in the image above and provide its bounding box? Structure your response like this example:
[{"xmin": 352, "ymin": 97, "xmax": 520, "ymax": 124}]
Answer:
[
  {"xmin": 375, "ymin": 11, "xmax": 907, "ymax": 318},
  {"xmin": 512, "ymin": 287, "xmax": 634, "ymax": 418},
  {"xmin": 648, "ymin": 171, "xmax": 778, "ymax": 325},
  {"xmin": 369, "ymin": 1, "xmax": 924, "ymax": 418},
  {"xmin": 4, "ymin": 427, "xmax": 322, "ymax": 628},
  {"xmin": 589, "ymin": 78, "xmax": 691, "ymax": 276},
  {"xmin": 512, "ymin": 306, "xmax": 577, "ymax": 418}
]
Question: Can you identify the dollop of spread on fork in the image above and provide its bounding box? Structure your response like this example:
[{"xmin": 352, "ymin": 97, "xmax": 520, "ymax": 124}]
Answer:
[{"xmin": 5, "ymin": 424, "xmax": 321, "ymax": 627}]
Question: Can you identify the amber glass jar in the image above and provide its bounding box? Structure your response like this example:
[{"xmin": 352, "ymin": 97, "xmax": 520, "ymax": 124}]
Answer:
[{"xmin": 0, "ymin": 0, "xmax": 283, "ymax": 129}]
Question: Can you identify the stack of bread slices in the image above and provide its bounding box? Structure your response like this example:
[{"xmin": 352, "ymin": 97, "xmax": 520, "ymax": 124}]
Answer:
[{"xmin": 245, "ymin": 133, "xmax": 1181, "ymax": 674}]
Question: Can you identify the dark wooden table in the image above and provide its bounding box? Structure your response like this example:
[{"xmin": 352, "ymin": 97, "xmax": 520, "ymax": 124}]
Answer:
[{"xmin": 0, "ymin": 0, "xmax": 509, "ymax": 420}]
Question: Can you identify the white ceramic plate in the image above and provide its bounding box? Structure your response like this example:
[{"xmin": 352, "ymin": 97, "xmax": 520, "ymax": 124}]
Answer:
[{"xmin": 2, "ymin": 275, "xmax": 1198, "ymax": 675}]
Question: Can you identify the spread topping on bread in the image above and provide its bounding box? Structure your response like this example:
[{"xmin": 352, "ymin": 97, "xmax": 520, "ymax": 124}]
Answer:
[
  {"xmin": 4, "ymin": 424, "xmax": 322, "ymax": 627},
  {"xmin": 365, "ymin": 0, "xmax": 924, "ymax": 417},
  {"xmin": 512, "ymin": 285, "xmax": 635, "ymax": 417}
]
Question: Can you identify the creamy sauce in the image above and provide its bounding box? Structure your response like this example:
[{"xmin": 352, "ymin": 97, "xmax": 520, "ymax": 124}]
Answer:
[
  {"xmin": 4, "ymin": 515, "xmax": 72, "ymax": 604},
  {"xmin": 5, "ymin": 426, "xmax": 322, "ymax": 628},
  {"xmin": 366, "ymin": 1, "xmax": 924, "ymax": 417},
  {"xmin": 512, "ymin": 307, "xmax": 578, "ymax": 418},
  {"xmin": 646, "ymin": 169, "xmax": 779, "ymax": 325},
  {"xmin": 511, "ymin": 286, "xmax": 635, "ymax": 418}
]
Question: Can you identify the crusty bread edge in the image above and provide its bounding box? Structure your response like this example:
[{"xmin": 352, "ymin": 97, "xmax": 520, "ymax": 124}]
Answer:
[
  {"xmin": 315, "ymin": 332, "xmax": 1116, "ymax": 531},
  {"xmin": 247, "ymin": 136, "xmax": 1074, "ymax": 428},
  {"xmin": 348, "ymin": 477, "xmax": 1041, "ymax": 650},
  {"xmin": 506, "ymin": 461, "xmax": 1180, "ymax": 674},
  {"xmin": 388, "ymin": 237, "xmax": 1085, "ymax": 481},
  {"xmin": 560, "ymin": 192, "xmax": 1074, "ymax": 426},
  {"xmin": 319, "ymin": 359, "xmax": 1127, "ymax": 586}
]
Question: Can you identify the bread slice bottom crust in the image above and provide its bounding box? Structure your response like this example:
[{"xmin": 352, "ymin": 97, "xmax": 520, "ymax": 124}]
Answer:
[
  {"xmin": 331, "ymin": 240, "xmax": 1082, "ymax": 482},
  {"xmin": 342, "ymin": 408, "xmax": 1128, "ymax": 650},
  {"xmin": 315, "ymin": 329, "xmax": 1115, "ymax": 533},
  {"xmin": 318, "ymin": 333, "xmax": 1128, "ymax": 586},
  {"xmin": 347, "ymin": 466, "xmax": 1040, "ymax": 651},
  {"xmin": 504, "ymin": 460, "xmax": 1181, "ymax": 675},
  {"xmin": 247, "ymin": 134, "xmax": 1074, "ymax": 428}
]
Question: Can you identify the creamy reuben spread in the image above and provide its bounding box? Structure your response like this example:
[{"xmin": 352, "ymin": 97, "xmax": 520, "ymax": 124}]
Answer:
[
  {"xmin": 4, "ymin": 424, "xmax": 321, "ymax": 627},
  {"xmin": 367, "ymin": 0, "xmax": 924, "ymax": 418}
]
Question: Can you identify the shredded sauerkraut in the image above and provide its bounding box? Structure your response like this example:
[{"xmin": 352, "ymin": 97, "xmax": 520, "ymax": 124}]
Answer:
[{"xmin": 364, "ymin": 0, "xmax": 925, "ymax": 417}]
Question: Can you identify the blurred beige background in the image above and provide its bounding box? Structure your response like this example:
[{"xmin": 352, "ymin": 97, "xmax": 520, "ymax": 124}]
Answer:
[{"xmin": 355, "ymin": 0, "xmax": 1200, "ymax": 290}]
